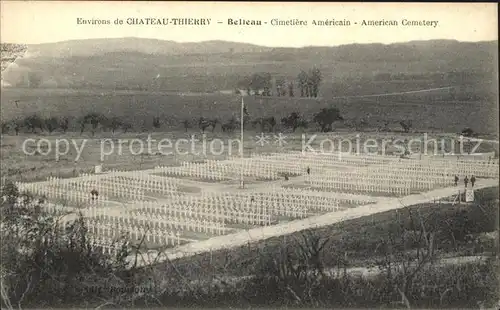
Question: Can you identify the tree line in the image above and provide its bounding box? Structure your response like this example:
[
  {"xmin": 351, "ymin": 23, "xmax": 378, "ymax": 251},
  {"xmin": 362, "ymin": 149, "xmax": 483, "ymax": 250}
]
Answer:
[
  {"xmin": 0, "ymin": 114, "xmax": 133, "ymax": 136},
  {"xmin": 0, "ymin": 109, "xmax": 426, "ymax": 136},
  {"xmin": 237, "ymin": 67, "xmax": 323, "ymax": 98},
  {"xmin": 186, "ymin": 106, "xmax": 344, "ymax": 134},
  {"xmin": 0, "ymin": 106, "xmax": 345, "ymax": 136}
]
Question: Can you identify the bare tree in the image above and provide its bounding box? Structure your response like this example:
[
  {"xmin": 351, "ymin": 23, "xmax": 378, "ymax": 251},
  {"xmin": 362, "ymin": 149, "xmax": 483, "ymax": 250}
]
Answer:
[
  {"xmin": 59, "ymin": 117, "xmax": 70, "ymax": 133},
  {"xmin": 375, "ymin": 206, "xmax": 436, "ymax": 308},
  {"xmin": 44, "ymin": 117, "xmax": 59, "ymax": 134},
  {"xmin": 152, "ymin": 116, "xmax": 161, "ymax": 130},
  {"xmin": 182, "ymin": 119, "xmax": 190, "ymax": 132},
  {"xmin": 400, "ymin": 120, "xmax": 413, "ymax": 133},
  {"xmin": 298, "ymin": 70, "xmax": 308, "ymax": 97}
]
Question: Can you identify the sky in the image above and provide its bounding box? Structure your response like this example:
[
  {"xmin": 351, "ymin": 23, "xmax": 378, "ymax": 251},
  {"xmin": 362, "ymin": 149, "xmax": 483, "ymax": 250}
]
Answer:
[{"xmin": 1, "ymin": 1, "xmax": 498, "ymax": 47}]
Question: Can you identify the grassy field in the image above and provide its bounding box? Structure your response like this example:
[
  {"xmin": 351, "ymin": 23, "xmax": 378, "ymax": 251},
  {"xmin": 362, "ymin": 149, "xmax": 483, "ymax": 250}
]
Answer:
[{"xmin": 1, "ymin": 75, "xmax": 498, "ymax": 135}]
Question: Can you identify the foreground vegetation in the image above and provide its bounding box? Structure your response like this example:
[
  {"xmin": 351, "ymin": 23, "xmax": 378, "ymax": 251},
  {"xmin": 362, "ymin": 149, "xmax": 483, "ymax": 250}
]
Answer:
[{"xmin": 1, "ymin": 180, "xmax": 498, "ymax": 308}]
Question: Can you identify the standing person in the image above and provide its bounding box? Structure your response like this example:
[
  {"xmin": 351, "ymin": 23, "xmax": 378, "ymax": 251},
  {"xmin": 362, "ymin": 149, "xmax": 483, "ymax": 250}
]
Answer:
[
  {"xmin": 464, "ymin": 176, "xmax": 469, "ymax": 188},
  {"xmin": 454, "ymin": 175, "xmax": 459, "ymax": 186},
  {"xmin": 284, "ymin": 174, "xmax": 289, "ymax": 181},
  {"xmin": 91, "ymin": 189, "xmax": 99, "ymax": 201},
  {"xmin": 307, "ymin": 167, "xmax": 310, "ymax": 175},
  {"xmin": 470, "ymin": 175, "xmax": 476, "ymax": 187}
]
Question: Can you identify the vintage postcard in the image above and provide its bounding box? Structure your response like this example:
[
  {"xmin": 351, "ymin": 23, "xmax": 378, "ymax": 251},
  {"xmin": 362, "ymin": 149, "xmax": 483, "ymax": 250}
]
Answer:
[{"xmin": 1, "ymin": 1, "xmax": 498, "ymax": 309}]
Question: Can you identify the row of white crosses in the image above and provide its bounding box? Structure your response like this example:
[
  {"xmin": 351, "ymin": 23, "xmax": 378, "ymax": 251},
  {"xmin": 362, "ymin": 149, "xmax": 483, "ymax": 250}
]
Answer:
[
  {"xmin": 86, "ymin": 215, "xmax": 183, "ymax": 247},
  {"xmin": 128, "ymin": 193, "xmax": 272, "ymax": 227},
  {"xmin": 48, "ymin": 176, "xmax": 119, "ymax": 202},
  {"xmin": 297, "ymin": 154, "xmax": 415, "ymax": 195},
  {"xmin": 76, "ymin": 174, "xmax": 146, "ymax": 200},
  {"xmin": 303, "ymin": 151, "xmax": 499, "ymax": 178},
  {"xmin": 133, "ymin": 196, "xmax": 268, "ymax": 228},
  {"xmin": 15, "ymin": 180, "xmax": 110, "ymax": 207},
  {"xmin": 133, "ymin": 199, "xmax": 235, "ymax": 229},
  {"xmin": 184, "ymin": 160, "xmax": 231, "ymax": 180},
  {"xmin": 48, "ymin": 175, "xmax": 113, "ymax": 199},
  {"xmin": 253, "ymin": 191, "xmax": 328, "ymax": 214},
  {"xmin": 363, "ymin": 157, "xmax": 499, "ymax": 181},
  {"xmin": 18, "ymin": 171, "xmax": 175, "ymax": 209},
  {"xmin": 424, "ymin": 158, "xmax": 499, "ymax": 178},
  {"xmin": 155, "ymin": 160, "xmax": 277, "ymax": 181},
  {"xmin": 225, "ymin": 160, "xmax": 280, "ymax": 179},
  {"xmin": 44, "ymin": 173, "xmax": 183, "ymax": 204},
  {"xmin": 159, "ymin": 162, "xmax": 228, "ymax": 180},
  {"xmin": 273, "ymin": 151, "xmax": 499, "ymax": 194},
  {"xmin": 154, "ymin": 153, "xmax": 307, "ymax": 183},
  {"xmin": 201, "ymin": 191, "xmax": 307, "ymax": 218},
  {"xmin": 366, "ymin": 156, "xmax": 499, "ymax": 177},
  {"xmin": 250, "ymin": 159, "xmax": 301, "ymax": 176},
  {"xmin": 194, "ymin": 192, "xmax": 274, "ymax": 225},
  {"xmin": 276, "ymin": 186, "xmax": 376, "ymax": 207},
  {"xmin": 296, "ymin": 151, "xmax": 397, "ymax": 169},
  {"xmin": 104, "ymin": 172, "xmax": 181, "ymax": 194},
  {"xmin": 131, "ymin": 208, "xmax": 227, "ymax": 235},
  {"xmin": 310, "ymin": 170, "xmax": 444, "ymax": 191},
  {"xmin": 228, "ymin": 154, "xmax": 302, "ymax": 177},
  {"xmin": 91, "ymin": 214, "xmax": 181, "ymax": 245},
  {"xmin": 129, "ymin": 200, "xmax": 227, "ymax": 233},
  {"xmin": 305, "ymin": 168, "xmax": 425, "ymax": 195},
  {"xmin": 197, "ymin": 187, "xmax": 373, "ymax": 218},
  {"xmin": 87, "ymin": 197, "xmax": 228, "ymax": 236},
  {"xmin": 307, "ymin": 177, "xmax": 412, "ymax": 195},
  {"xmin": 364, "ymin": 163, "xmax": 453, "ymax": 186}
]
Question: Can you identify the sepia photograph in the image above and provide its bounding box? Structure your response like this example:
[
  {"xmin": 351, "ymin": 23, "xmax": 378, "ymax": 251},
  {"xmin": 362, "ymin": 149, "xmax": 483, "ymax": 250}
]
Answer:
[{"xmin": 0, "ymin": 1, "xmax": 499, "ymax": 309}]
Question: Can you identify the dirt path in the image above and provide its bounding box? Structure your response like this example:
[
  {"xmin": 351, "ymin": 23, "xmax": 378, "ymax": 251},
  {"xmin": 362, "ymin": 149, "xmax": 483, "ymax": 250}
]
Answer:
[{"xmin": 187, "ymin": 255, "xmax": 492, "ymax": 289}]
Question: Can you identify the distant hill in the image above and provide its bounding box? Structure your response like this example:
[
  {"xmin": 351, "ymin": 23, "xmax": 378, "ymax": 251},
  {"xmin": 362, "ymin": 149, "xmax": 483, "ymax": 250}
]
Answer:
[
  {"xmin": 23, "ymin": 38, "xmax": 273, "ymax": 58},
  {"xmin": 1, "ymin": 38, "xmax": 497, "ymax": 92}
]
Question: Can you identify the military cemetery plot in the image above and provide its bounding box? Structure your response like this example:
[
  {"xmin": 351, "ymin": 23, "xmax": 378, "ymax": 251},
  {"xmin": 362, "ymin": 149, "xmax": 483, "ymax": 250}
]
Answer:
[{"xmin": 13, "ymin": 150, "xmax": 499, "ymax": 256}]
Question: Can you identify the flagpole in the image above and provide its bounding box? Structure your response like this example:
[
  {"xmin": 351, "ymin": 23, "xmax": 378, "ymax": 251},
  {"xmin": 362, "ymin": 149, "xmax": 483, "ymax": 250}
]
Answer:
[{"xmin": 240, "ymin": 95, "xmax": 244, "ymax": 189}]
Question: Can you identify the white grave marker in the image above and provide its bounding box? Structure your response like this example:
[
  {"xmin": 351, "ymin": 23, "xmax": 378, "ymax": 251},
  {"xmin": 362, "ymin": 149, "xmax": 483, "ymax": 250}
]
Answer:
[{"xmin": 465, "ymin": 189, "xmax": 474, "ymax": 202}]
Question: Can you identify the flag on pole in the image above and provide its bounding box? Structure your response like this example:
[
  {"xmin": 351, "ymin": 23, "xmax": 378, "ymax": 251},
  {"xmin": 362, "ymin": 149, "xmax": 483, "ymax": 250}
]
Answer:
[
  {"xmin": 238, "ymin": 89, "xmax": 249, "ymax": 97},
  {"xmin": 238, "ymin": 89, "xmax": 249, "ymax": 116},
  {"xmin": 240, "ymin": 94, "xmax": 245, "ymax": 189}
]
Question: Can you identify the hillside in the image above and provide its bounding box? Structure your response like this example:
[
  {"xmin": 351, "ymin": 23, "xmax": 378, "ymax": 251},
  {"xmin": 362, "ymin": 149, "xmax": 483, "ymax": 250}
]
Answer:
[
  {"xmin": 1, "ymin": 38, "xmax": 498, "ymax": 134},
  {"xmin": 1, "ymin": 38, "xmax": 497, "ymax": 92},
  {"xmin": 25, "ymin": 38, "xmax": 273, "ymax": 58}
]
